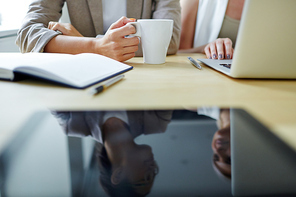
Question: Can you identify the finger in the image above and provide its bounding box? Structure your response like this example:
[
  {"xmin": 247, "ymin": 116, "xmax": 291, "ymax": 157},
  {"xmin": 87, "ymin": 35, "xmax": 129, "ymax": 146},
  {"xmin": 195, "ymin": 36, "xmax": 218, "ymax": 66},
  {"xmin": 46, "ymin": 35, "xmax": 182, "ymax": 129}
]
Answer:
[
  {"xmin": 51, "ymin": 23, "xmax": 60, "ymax": 31},
  {"xmin": 50, "ymin": 23, "xmax": 68, "ymax": 34},
  {"xmin": 120, "ymin": 52, "xmax": 136, "ymax": 62},
  {"xmin": 110, "ymin": 16, "xmax": 134, "ymax": 29},
  {"xmin": 223, "ymin": 38, "xmax": 233, "ymax": 59},
  {"xmin": 129, "ymin": 18, "xmax": 136, "ymax": 22},
  {"xmin": 122, "ymin": 45, "xmax": 139, "ymax": 55},
  {"xmin": 48, "ymin": 21, "xmax": 58, "ymax": 29},
  {"xmin": 204, "ymin": 45, "xmax": 212, "ymax": 59},
  {"xmin": 122, "ymin": 36, "xmax": 140, "ymax": 47},
  {"xmin": 210, "ymin": 42, "xmax": 217, "ymax": 59},
  {"xmin": 216, "ymin": 39, "xmax": 225, "ymax": 59},
  {"xmin": 108, "ymin": 24, "xmax": 137, "ymax": 40},
  {"xmin": 120, "ymin": 23, "xmax": 137, "ymax": 36}
]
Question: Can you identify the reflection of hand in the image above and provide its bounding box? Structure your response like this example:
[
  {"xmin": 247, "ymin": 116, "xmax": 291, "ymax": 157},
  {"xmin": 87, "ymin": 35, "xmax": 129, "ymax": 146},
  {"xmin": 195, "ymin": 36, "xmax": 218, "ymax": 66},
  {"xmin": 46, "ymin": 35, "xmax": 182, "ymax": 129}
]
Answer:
[
  {"xmin": 48, "ymin": 22, "xmax": 83, "ymax": 37},
  {"xmin": 204, "ymin": 38, "xmax": 234, "ymax": 60},
  {"xmin": 94, "ymin": 16, "xmax": 140, "ymax": 62}
]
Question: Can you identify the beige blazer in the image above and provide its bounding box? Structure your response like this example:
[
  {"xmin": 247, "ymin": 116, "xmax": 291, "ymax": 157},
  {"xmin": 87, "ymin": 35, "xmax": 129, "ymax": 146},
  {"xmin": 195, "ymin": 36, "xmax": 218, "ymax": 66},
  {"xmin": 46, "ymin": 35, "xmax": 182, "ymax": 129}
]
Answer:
[
  {"xmin": 52, "ymin": 110, "xmax": 173, "ymax": 143},
  {"xmin": 16, "ymin": 0, "xmax": 181, "ymax": 56}
]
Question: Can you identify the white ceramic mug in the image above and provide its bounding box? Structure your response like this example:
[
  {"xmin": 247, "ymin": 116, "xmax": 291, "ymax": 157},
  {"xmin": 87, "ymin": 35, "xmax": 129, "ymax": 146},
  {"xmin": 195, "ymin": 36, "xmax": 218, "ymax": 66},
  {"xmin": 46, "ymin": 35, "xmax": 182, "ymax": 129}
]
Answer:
[{"xmin": 130, "ymin": 19, "xmax": 173, "ymax": 64}]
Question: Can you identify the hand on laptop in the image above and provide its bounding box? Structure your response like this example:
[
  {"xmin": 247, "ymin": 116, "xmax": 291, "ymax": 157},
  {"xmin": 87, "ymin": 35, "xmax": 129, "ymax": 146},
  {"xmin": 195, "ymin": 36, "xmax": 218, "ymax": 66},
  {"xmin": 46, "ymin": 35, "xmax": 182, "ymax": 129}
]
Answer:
[{"xmin": 204, "ymin": 38, "xmax": 234, "ymax": 60}]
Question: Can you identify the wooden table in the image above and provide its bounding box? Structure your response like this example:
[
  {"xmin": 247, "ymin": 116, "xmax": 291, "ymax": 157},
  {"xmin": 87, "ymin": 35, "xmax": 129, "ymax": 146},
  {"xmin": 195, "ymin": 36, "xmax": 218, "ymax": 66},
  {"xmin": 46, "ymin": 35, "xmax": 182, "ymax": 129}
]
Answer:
[{"xmin": 1, "ymin": 53, "xmax": 296, "ymax": 152}]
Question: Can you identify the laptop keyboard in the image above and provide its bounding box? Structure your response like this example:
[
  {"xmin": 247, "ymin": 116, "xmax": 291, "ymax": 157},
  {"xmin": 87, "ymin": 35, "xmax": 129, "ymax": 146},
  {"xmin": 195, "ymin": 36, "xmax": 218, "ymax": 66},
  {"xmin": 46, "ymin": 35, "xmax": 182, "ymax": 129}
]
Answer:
[{"xmin": 220, "ymin": 64, "xmax": 232, "ymax": 69}]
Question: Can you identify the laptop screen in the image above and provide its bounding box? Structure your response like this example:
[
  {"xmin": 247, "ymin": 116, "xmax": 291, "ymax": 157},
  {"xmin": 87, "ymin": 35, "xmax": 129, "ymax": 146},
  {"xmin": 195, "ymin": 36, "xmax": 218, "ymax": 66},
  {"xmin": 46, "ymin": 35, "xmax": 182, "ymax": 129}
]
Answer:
[{"xmin": 0, "ymin": 108, "xmax": 295, "ymax": 196}]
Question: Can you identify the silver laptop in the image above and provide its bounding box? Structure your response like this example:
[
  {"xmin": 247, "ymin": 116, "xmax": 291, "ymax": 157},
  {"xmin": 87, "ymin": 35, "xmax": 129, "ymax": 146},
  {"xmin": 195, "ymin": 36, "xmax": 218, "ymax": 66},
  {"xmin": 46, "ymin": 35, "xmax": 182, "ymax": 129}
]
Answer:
[{"xmin": 198, "ymin": 0, "xmax": 296, "ymax": 79}]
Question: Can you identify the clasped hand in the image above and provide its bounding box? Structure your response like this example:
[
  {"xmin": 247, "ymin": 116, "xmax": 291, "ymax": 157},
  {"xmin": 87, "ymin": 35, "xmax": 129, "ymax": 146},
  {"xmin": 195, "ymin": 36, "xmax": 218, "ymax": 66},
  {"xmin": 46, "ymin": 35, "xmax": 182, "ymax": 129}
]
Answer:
[{"xmin": 48, "ymin": 17, "xmax": 140, "ymax": 62}]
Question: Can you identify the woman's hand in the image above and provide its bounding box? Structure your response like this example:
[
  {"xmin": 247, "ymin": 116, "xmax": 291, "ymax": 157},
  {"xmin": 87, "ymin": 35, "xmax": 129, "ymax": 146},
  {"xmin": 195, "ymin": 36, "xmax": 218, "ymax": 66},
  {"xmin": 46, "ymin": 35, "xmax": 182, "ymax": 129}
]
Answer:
[
  {"xmin": 93, "ymin": 16, "xmax": 140, "ymax": 62},
  {"xmin": 204, "ymin": 38, "xmax": 234, "ymax": 59},
  {"xmin": 48, "ymin": 22, "xmax": 83, "ymax": 37}
]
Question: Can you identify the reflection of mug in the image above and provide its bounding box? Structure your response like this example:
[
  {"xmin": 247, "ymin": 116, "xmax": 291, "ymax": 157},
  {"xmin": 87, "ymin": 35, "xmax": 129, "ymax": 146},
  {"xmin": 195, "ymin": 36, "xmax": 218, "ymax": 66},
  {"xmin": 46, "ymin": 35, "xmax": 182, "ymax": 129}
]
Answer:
[{"xmin": 130, "ymin": 19, "xmax": 173, "ymax": 64}]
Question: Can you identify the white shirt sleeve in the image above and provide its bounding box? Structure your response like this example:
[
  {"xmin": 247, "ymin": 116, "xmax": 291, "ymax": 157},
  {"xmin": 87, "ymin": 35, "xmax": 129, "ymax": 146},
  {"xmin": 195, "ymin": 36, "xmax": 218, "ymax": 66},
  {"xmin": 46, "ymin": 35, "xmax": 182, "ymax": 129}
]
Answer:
[
  {"xmin": 197, "ymin": 106, "xmax": 220, "ymax": 120},
  {"xmin": 103, "ymin": 111, "xmax": 129, "ymax": 125},
  {"xmin": 193, "ymin": 0, "xmax": 228, "ymax": 47}
]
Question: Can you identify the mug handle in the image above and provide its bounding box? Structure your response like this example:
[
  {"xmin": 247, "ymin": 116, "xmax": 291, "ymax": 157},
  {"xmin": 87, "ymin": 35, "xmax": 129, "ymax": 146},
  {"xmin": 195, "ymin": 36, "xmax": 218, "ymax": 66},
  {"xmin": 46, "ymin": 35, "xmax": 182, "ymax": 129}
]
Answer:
[{"xmin": 128, "ymin": 22, "xmax": 141, "ymax": 37}]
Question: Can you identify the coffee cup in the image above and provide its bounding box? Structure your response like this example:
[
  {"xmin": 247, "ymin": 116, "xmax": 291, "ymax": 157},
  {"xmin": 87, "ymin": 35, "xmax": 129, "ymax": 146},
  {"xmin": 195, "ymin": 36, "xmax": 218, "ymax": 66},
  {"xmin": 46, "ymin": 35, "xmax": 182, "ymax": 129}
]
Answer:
[{"xmin": 129, "ymin": 19, "xmax": 173, "ymax": 64}]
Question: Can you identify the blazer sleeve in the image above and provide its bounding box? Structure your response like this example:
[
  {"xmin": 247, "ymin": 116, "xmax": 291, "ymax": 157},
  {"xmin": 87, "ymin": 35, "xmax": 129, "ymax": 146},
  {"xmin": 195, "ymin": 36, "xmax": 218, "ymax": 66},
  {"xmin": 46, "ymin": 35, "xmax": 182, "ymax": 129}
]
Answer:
[
  {"xmin": 143, "ymin": 110, "xmax": 173, "ymax": 134},
  {"xmin": 153, "ymin": 0, "xmax": 181, "ymax": 55},
  {"xmin": 51, "ymin": 111, "xmax": 92, "ymax": 137},
  {"xmin": 16, "ymin": 0, "xmax": 65, "ymax": 53},
  {"xmin": 127, "ymin": 110, "xmax": 173, "ymax": 138},
  {"xmin": 51, "ymin": 111, "xmax": 104, "ymax": 143}
]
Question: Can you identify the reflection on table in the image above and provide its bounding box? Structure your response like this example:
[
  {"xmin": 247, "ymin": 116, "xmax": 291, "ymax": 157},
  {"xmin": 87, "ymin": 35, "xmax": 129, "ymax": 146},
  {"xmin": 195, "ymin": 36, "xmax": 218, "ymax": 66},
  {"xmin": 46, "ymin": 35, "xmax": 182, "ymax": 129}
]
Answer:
[
  {"xmin": 0, "ymin": 108, "xmax": 296, "ymax": 197},
  {"xmin": 52, "ymin": 110, "xmax": 172, "ymax": 196}
]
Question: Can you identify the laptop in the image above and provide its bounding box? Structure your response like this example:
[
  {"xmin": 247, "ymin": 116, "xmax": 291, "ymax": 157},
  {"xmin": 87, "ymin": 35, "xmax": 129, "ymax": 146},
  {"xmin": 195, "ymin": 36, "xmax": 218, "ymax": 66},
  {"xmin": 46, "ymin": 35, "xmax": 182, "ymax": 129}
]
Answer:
[{"xmin": 197, "ymin": 0, "xmax": 296, "ymax": 79}]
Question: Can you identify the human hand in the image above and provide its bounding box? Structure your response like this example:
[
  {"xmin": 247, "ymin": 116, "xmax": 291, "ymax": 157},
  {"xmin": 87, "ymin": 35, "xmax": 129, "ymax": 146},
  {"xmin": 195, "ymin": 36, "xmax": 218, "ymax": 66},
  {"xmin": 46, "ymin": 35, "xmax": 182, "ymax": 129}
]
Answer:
[
  {"xmin": 203, "ymin": 38, "xmax": 234, "ymax": 59},
  {"xmin": 93, "ymin": 16, "xmax": 139, "ymax": 62},
  {"xmin": 48, "ymin": 22, "xmax": 83, "ymax": 37}
]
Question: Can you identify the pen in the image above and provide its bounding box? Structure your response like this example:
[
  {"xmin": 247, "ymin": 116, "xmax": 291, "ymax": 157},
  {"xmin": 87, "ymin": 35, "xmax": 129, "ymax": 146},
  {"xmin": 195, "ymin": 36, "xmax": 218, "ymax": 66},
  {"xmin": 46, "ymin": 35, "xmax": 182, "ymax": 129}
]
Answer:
[
  {"xmin": 187, "ymin": 57, "xmax": 202, "ymax": 70},
  {"xmin": 90, "ymin": 74, "xmax": 124, "ymax": 95}
]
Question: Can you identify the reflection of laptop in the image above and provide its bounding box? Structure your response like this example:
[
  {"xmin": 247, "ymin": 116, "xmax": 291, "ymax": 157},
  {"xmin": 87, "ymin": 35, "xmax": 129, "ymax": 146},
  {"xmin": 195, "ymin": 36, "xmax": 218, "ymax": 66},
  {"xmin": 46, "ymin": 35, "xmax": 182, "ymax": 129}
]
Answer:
[
  {"xmin": 231, "ymin": 109, "xmax": 296, "ymax": 196},
  {"xmin": 198, "ymin": 0, "xmax": 296, "ymax": 79}
]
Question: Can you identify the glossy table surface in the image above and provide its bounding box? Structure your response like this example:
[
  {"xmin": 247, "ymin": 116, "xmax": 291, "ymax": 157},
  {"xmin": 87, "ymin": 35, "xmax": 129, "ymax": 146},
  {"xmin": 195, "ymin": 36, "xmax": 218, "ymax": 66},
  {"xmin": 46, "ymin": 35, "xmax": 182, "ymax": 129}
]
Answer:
[
  {"xmin": 1, "ymin": 53, "xmax": 296, "ymax": 152},
  {"xmin": 1, "ymin": 108, "xmax": 295, "ymax": 197}
]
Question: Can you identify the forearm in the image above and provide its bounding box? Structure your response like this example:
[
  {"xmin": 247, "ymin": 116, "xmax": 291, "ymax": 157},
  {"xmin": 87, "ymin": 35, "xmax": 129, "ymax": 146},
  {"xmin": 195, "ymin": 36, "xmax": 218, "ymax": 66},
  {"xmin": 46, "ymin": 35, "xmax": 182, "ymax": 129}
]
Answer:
[
  {"xmin": 45, "ymin": 19, "xmax": 139, "ymax": 62},
  {"xmin": 179, "ymin": 0, "xmax": 199, "ymax": 49},
  {"xmin": 178, "ymin": 44, "xmax": 206, "ymax": 53},
  {"xmin": 16, "ymin": 0, "xmax": 65, "ymax": 53},
  {"xmin": 16, "ymin": 25, "xmax": 61, "ymax": 53},
  {"xmin": 51, "ymin": 111, "xmax": 92, "ymax": 137},
  {"xmin": 44, "ymin": 35, "xmax": 95, "ymax": 54}
]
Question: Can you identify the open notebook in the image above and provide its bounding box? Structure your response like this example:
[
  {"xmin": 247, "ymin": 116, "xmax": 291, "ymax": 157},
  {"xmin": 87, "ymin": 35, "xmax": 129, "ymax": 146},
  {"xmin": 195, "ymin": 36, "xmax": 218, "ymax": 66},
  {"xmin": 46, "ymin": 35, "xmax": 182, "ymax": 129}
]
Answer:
[
  {"xmin": 198, "ymin": 0, "xmax": 296, "ymax": 79},
  {"xmin": 0, "ymin": 53, "xmax": 133, "ymax": 89}
]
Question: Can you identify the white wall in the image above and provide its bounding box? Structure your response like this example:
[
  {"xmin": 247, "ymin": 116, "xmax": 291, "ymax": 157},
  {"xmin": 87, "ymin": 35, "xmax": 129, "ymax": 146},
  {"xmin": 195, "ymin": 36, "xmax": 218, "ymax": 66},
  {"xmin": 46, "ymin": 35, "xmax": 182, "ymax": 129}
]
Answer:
[
  {"xmin": 5, "ymin": 112, "xmax": 72, "ymax": 197},
  {"xmin": 0, "ymin": 2, "xmax": 70, "ymax": 53},
  {"xmin": 0, "ymin": 34, "xmax": 19, "ymax": 52}
]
